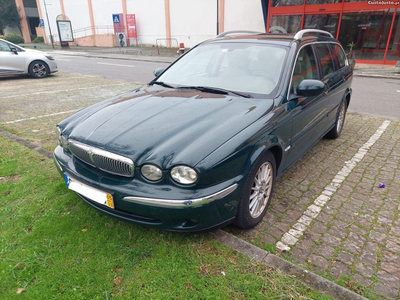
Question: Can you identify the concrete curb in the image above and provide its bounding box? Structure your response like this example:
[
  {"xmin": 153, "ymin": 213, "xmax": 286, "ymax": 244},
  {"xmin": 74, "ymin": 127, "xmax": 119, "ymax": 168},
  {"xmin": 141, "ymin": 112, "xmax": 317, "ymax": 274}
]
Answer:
[
  {"xmin": 0, "ymin": 129, "xmax": 52, "ymax": 159},
  {"xmin": 211, "ymin": 229, "xmax": 368, "ymax": 300},
  {"xmin": 353, "ymin": 74, "xmax": 400, "ymax": 80}
]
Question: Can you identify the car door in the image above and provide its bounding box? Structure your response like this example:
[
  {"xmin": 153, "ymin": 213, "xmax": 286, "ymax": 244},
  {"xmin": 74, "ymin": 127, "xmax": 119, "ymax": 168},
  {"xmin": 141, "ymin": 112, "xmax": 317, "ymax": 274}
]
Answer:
[
  {"xmin": 284, "ymin": 44, "xmax": 328, "ymax": 169},
  {"xmin": 0, "ymin": 40, "xmax": 25, "ymax": 74},
  {"xmin": 314, "ymin": 42, "xmax": 343, "ymax": 133}
]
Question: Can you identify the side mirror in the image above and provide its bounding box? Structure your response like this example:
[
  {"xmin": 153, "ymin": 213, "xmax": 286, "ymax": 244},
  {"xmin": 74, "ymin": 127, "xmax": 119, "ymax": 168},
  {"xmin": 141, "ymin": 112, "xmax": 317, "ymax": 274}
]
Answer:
[
  {"xmin": 153, "ymin": 68, "xmax": 165, "ymax": 77},
  {"xmin": 296, "ymin": 79, "xmax": 325, "ymax": 97},
  {"xmin": 10, "ymin": 47, "xmax": 18, "ymax": 55}
]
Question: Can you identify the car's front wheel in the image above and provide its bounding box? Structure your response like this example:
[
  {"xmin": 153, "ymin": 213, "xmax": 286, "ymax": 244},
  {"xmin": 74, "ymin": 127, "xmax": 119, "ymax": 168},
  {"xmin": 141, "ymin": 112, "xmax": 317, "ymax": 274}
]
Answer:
[
  {"xmin": 29, "ymin": 60, "xmax": 49, "ymax": 78},
  {"xmin": 325, "ymin": 99, "xmax": 347, "ymax": 139},
  {"xmin": 235, "ymin": 151, "xmax": 276, "ymax": 229}
]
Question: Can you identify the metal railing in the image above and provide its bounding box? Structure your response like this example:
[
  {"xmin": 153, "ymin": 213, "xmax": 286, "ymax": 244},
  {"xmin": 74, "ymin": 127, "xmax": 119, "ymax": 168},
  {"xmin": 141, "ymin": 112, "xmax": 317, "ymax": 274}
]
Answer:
[{"xmin": 156, "ymin": 38, "xmax": 179, "ymax": 55}]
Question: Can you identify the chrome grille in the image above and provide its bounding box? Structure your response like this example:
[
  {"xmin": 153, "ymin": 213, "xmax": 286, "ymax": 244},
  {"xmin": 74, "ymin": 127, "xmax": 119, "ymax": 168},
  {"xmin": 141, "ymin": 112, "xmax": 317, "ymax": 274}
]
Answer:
[{"xmin": 68, "ymin": 140, "xmax": 134, "ymax": 177}]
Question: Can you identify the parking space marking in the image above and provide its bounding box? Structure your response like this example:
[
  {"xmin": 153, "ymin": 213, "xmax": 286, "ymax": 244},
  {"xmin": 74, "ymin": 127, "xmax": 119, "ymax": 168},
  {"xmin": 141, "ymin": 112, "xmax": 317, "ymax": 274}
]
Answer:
[
  {"xmin": 1, "ymin": 83, "xmax": 130, "ymax": 99},
  {"xmin": 2, "ymin": 110, "xmax": 80, "ymax": 125},
  {"xmin": 97, "ymin": 62, "xmax": 136, "ymax": 68},
  {"xmin": 276, "ymin": 120, "xmax": 391, "ymax": 251}
]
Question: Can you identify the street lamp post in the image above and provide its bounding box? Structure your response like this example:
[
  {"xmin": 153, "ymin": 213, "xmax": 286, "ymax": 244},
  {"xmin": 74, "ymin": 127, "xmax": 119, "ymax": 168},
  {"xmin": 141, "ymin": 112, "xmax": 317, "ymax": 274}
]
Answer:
[{"xmin": 43, "ymin": 0, "xmax": 54, "ymax": 48}]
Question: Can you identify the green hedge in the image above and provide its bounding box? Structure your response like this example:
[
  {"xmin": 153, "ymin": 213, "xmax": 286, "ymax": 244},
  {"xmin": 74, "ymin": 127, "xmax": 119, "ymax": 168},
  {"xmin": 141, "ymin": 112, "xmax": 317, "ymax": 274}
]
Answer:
[
  {"xmin": 0, "ymin": 35, "xmax": 5, "ymax": 40},
  {"xmin": 4, "ymin": 33, "xmax": 24, "ymax": 44},
  {"xmin": 32, "ymin": 36, "xmax": 44, "ymax": 43}
]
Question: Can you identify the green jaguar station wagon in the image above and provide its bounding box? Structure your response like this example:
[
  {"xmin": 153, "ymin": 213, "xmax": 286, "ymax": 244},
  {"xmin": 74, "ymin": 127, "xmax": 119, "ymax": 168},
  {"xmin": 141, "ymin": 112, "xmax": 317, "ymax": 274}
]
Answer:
[{"xmin": 54, "ymin": 29, "xmax": 353, "ymax": 231}]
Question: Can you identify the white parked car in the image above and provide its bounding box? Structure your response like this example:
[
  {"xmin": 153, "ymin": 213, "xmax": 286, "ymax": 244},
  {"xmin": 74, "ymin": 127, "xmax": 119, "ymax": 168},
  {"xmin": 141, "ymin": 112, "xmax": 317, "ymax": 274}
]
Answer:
[{"xmin": 0, "ymin": 38, "xmax": 58, "ymax": 78}]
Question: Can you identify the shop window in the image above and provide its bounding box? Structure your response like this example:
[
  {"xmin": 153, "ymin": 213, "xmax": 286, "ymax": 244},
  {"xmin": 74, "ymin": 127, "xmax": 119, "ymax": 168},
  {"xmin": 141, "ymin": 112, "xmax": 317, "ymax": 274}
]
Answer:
[
  {"xmin": 269, "ymin": 15, "xmax": 302, "ymax": 34},
  {"xmin": 304, "ymin": 14, "xmax": 340, "ymax": 37},
  {"xmin": 271, "ymin": 0, "xmax": 304, "ymax": 7},
  {"xmin": 306, "ymin": 0, "xmax": 341, "ymax": 4},
  {"xmin": 315, "ymin": 43, "xmax": 335, "ymax": 77},
  {"xmin": 292, "ymin": 45, "xmax": 319, "ymax": 95},
  {"xmin": 338, "ymin": 10, "xmax": 394, "ymax": 61},
  {"xmin": 386, "ymin": 11, "xmax": 400, "ymax": 62}
]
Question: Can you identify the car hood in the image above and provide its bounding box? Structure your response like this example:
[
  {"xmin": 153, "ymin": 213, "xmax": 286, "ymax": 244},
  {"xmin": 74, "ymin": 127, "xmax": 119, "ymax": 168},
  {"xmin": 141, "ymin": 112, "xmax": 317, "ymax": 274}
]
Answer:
[
  {"xmin": 24, "ymin": 48, "xmax": 50, "ymax": 56},
  {"xmin": 66, "ymin": 87, "xmax": 274, "ymax": 169}
]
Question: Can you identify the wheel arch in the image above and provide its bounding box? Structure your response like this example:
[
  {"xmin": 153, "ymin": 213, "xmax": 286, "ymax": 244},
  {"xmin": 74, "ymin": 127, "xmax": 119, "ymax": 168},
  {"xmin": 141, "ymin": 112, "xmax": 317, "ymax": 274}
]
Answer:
[{"xmin": 28, "ymin": 59, "xmax": 49, "ymax": 75}]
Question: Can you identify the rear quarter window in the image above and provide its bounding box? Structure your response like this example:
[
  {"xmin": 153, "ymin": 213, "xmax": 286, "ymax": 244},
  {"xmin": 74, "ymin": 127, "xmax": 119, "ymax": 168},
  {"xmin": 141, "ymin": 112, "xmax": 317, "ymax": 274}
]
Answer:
[
  {"xmin": 333, "ymin": 44, "xmax": 347, "ymax": 69},
  {"xmin": 315, "ymin": 43, "xmax": 335, "ymax": 78}
]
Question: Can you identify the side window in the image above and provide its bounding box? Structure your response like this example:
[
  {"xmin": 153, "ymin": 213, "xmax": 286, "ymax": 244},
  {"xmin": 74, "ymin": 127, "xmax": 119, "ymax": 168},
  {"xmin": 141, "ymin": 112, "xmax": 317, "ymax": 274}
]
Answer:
[
  {"xmin": 292, "ymin": 45, "xmax": 319, "ymax": 95},
  {"xmin": 333, "ymin": 44, "xmax": 346, "ymax": 69},
  {"xmin": 315, "ymin": 43, "xmax": 335, "ymax": 78},
  {"xmin": 0, "ymin": 41, "xmax": 11, "ymax": 52}
]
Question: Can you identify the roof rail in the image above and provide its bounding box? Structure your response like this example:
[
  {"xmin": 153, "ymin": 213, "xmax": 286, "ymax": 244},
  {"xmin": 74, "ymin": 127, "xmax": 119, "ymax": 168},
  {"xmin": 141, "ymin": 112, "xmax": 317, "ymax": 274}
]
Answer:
[
  {"xmin": 216, "ymin": 30, "xmax": 264, "ymax": 38},
  {"xmin": 294, "ymin": 29, "xmax": 334, "ymax": 40}
]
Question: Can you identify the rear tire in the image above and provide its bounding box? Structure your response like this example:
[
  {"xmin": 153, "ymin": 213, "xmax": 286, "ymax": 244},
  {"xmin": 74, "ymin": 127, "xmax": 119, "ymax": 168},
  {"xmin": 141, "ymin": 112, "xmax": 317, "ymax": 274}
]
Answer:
[
  {"xmin": 29, "ymin": 60, "xmax": 49, "ymax": 78},
  {"xmin": 235, "ymin": 151, "xmax": 276, "ymax": 229},
  {"xmin": 325, "ymin": 100, "xmax": 347, "ymax": 139}
]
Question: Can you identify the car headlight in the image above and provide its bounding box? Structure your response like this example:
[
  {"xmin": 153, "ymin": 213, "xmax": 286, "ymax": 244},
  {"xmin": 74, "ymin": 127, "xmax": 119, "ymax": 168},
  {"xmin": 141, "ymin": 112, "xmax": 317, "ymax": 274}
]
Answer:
[
  {"xmin": 170, "ymin": 166, "xmax": 198, "ymax": 184},
  {"xmin": 56, "ymin": 126, "xmax": 68, "ymax": 148},
  {"xmin": 45, "ymin": 55, "xmax": 55, "ymax": 60},
  {"xmin": 141, "ymin": 164, "xmax": 163, "ymax": 181}
]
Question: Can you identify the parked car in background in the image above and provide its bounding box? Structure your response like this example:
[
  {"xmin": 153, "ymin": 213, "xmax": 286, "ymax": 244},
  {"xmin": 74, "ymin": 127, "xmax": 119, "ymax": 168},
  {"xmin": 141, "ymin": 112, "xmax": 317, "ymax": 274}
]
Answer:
[
  {"xmin": 0, "ymin": 38, "xmax": 57, "ymax": 78},
  {"xmin": 54, "ymin": 29, "xmax": 352, "ymax": 231}
]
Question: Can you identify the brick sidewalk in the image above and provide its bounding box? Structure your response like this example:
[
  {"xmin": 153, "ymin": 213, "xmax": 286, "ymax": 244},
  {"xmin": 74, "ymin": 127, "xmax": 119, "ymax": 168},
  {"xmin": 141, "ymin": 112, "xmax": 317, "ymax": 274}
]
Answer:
[{"xmin": 227, "ymin": 115, "xmax": 400, "ymax": 299}]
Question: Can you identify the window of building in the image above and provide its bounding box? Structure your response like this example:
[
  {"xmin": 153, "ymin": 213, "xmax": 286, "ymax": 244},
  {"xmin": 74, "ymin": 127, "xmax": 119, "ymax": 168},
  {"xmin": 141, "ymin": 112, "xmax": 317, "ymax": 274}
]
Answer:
[
  {"xmin": 304, "ymin": 14, "xmax": 340, "ymax": 37},
  {"xmin": 315, "ymin": 43, "xmax": 335, "ymax": 77},
  {"xmin": 271, "ymin": 0, "xmax": 304, "ymax": 7},
  {"xmin": 292, "ymin": 45, "xmax": 319, "ymax": 94},
  {"xmin": 306, "ymin": 0, "xmax": 341, "ymax": 4},
  {"xmin": 385, "ymin": 10, "xmax": 400, "ymax": 62},
  {"xmin": 269, "ymin": 15, "xmax": 302, "ymax": 34}
]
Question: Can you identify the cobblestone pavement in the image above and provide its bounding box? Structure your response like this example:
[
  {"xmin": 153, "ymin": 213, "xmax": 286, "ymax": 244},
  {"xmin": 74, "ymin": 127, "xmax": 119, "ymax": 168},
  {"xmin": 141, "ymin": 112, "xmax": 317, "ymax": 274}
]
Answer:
[
  {"xmin": 227, "ymin": 114, "xmax": 400, "ymax": 299},
  {"xmin": 1, "ymin": 73, "xmax": 399, "ymax": 299}
]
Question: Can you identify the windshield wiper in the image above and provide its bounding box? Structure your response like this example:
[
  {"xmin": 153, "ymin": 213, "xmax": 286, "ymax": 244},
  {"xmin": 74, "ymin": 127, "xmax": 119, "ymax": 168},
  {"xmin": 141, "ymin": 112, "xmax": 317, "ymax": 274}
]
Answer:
[
  {"xmin": 151, "ymin": 81, "xmax": 175, "ymax": 88},
  {"xmin": 178, "ymin": 86, "xmax": 252, "ymax": 98}
]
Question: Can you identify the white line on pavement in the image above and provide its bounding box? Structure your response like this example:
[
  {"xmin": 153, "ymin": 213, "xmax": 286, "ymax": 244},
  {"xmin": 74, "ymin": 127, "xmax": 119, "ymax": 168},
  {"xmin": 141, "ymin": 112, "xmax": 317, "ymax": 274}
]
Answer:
[
  {"xmin": 2, "ymin": 109, "xmax": 81, "ymax": 125},
  {"xmin": 276, "ymin": 120, "xmax": 391, "ymax": 251},
  {"xmin": 97, "ymin": 62, "xmax": 136, "ymax": 68},
  {"xmin": 0, "ymin": 83, "xmax": 130, "ymax": 99}
]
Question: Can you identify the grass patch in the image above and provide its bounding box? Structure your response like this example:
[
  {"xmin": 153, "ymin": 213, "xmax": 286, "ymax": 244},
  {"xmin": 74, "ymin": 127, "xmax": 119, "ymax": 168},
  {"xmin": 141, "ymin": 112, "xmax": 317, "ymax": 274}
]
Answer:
[{"xmin": 0, "ymin": 136, "xmax": 330, "ymax": 299}]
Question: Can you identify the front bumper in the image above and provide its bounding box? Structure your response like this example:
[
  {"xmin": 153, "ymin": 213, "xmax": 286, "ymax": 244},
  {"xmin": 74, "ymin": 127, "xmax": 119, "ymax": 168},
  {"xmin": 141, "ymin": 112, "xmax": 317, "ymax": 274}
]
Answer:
[
  {"xmin": 47, "ymin": 60, "xmax": 58, "ymax": 73},
  {"xmin": 53, "ymin": 146, "xmax": 245, "ymax": 231}
]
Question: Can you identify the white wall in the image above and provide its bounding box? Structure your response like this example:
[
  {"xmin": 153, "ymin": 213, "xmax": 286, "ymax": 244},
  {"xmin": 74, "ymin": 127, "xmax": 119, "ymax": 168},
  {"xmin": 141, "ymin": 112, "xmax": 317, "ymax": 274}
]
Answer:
[
  {"xmin": 224, "ymin": 0, "xmax": 265, "ymax": 33},
  {"xmin": 92, "ymin": 0, "xmax": 122, "ymax": 35},
  {"xmin": 170, "ymin": 0, "xmax": 217, "ymax": 48},
  {"xmin": 126, "ymin": 0, "xmax": 166, "ymax": 45},
  {"xmin": 64, "ymin": 0, "xmax": 92, "ymax": 38},
  {"xmin": 38, "ymin": 0, "xmax": 61, "ymax": 41}
]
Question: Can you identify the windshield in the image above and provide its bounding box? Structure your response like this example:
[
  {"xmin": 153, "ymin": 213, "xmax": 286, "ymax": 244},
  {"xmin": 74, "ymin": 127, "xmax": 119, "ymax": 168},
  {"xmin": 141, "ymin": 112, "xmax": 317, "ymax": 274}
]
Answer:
[{"xmin": 157, "ymin": 42, "xmax": 288, "ymax": 97}]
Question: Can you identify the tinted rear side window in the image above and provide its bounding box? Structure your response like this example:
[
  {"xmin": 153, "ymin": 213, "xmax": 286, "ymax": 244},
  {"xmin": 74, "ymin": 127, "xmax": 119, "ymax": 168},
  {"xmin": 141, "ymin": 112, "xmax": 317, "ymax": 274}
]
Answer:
[
  {"xmin": 315, "ymin": 43, "xmax": 335, "ymax": 78},
  {"xmin": 333, "ymin": 44, "xmax": 346, "ymax": 69},
  {"xmin": 292, "ymin": 45, "xmax": 319, "ymax": 95}
]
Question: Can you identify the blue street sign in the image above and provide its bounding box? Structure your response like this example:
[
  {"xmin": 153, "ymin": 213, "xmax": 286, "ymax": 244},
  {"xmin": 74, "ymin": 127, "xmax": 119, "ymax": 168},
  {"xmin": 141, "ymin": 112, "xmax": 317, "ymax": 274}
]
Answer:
[
  {"xmin": 112, "ymin": 14, "xmax": 120, "ymax": 24},
  {"xmin": 40, "ymin": 19, "xmax": 45, "ymax": 27}
]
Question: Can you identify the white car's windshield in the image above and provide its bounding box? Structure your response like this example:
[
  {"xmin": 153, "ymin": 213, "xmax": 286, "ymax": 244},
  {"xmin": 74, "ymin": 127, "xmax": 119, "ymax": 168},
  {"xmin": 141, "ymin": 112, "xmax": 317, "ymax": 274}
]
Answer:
[{"xmin": 157, "ymin": 42, "xmax": 287, "ymax": 97}]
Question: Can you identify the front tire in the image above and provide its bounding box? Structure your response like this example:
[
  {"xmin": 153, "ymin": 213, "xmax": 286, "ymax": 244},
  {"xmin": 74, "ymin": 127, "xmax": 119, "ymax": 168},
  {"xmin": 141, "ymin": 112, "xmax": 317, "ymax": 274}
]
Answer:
[
  {"xmin": 325, "ymin": 100, "xmax": 347, "ymax": 139},
  {"xmin": 29, "ymin": 61, "xmax": 49, "ymax": 78},
  {"xmin": 235, "ymin": 151, "xmax": 276, "ymax": 229}
]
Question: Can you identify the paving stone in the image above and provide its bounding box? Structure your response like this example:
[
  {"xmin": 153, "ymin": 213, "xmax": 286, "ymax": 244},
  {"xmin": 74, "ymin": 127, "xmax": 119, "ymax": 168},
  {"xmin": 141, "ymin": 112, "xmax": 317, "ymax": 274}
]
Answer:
[
  {"xmin": 379, "ymin": 210, "xmax": 395, "ymax": 219},
  {"xmin": 370, "ymin": 230, "xmax": 387, "ymax": 244},
  {"xmin": 373, "ymin": 283, "xmax": 399, "ymax": 299},
  {"xmin": 359, "ymin": 251, "xmax": 377, "ymax": 266},
  {"xmin": 313, "ymin": 244, "xmax": 334, "ymax": 258},
  {"xmin": 260, "ymin": 233, "xmax": 277, "ymax": 245},
  {"xmin": 381, "ymin": 262, "xmax": 400, "ymax": 274},
  {"xmin": 356, "ymin": 217, "xmax": 372, "ymax": 228},
  {"xmin": 389, "ymin": 226, "xmax": 400, "ymax": 237},
  {"xmin": 348, "ymin": 232, "xmax": 366, "ymax": 247},
  {"xmin": 267, "ymin": 226, "xmax": 285, "ymax": 239},
  {"xmin": 382, "ymin": 251, "xmax": 400, "ymax": 264},
  {"xmin": 355, "ymin": 263, "xmax": 374, "ymax": 277},
  {"xmin": 308, "ymin": 254, "xmax": 329, "ymax": 270},
  {"xmin": 304, "ymin": 204, "xmax": 322, "ymax": 218},
  {"xmin": 349, "ymin": 224, "xmax": 368, "ymax": 235},
  {"xmin": 298, "ymin": 215, "xmax": 312, "ymax": 225},
  {"xmin": 322, "ymin": 233, "xmax": 342, "ymax": 246},
  {"xmin": 281, "ymin": 233, "xmax": 298, "ymax": 245},
  {"xmin": 337, "ymin": 251, "xmax": 355, "ymax": 265},
  {"xmin": 288, "ymin": 229, "xmax": 303, "ymax": 238},
  {"xmin": 286, "ymin": 209, "xmax": 302, "ymax": 220},
  {"xmin": 365, "ymin": 242, "xmax": 380, "ymax": 252},
  {"xmin": 343, "ymin": 242, "xmax": 361, "ymax": 254},
  {"xmin": 373, "ymin": 224, "xmax": 389, "ymax": 233},
  {"xmin": 351, "ymin": 274, "xmax": 372, "ymax": 287},
  {"xmin": 293, "ymin": 223, "xmax": 307, "ymax": 232},
  {"xmin": 330, "ymin": 262, "xmax": 351, "ymax": 278},
  {"xmin": 386, "ymin": 240, "xmax": 400, "ymax": 254},
  {"xmin": 309, "ymin": 221, "xmax": 327, "ymax": 233},
  {"xmin": 328, "ymin": 226, "xmax": 347, "ymax": 239},
  {"xmin": 377, "ymin": 271, "xmax": 400, "ymax": 288},
  {"xmin": 316, "ymin": 212, "xmax": 333, "ymax": 224},
  {"xmin": 378, "ymin": 216, "xmax": 393, "ymax": 226},
  {"xmin": 303, "ymin": 231, "xmax": 320, "ymax": 242}
]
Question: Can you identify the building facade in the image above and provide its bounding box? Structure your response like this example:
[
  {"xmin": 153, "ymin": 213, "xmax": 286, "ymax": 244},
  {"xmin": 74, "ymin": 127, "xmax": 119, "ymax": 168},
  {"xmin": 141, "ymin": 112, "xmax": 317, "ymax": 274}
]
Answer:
[{"xmin": 34, "ymin": 0, "xmax": 399, "ymax": 64}]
